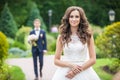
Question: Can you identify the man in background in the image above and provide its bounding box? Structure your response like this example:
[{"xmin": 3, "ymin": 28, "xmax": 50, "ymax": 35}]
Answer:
[{"xmin": 28, "ymin": 18, "xmax": 47, "ymax": 80}]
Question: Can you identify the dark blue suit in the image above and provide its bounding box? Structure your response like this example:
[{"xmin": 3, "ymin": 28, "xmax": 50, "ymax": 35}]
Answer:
[{"xmin": 30, "ymin": 29, "xmax": 47, "ymax": 77}]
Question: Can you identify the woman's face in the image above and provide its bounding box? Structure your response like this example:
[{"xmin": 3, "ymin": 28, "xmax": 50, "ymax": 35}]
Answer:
[{"xmin": 69, "ymin": 10, "xmax": 80, "ymax": 27}]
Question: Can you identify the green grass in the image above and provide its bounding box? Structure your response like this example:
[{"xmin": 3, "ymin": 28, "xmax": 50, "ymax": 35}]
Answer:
[
  {"xmin": 93, "ymin": 58, "xmax": 113, "ymax": 80},
  {"xmin": 9, "ymin": 66, "xmax": 25, "ymax": 80}
]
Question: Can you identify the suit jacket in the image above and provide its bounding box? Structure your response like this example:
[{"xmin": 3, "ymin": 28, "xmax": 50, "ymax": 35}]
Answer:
[{"xmin": 30, "ymin": 29, "xmax": 47, "ymax": 53}]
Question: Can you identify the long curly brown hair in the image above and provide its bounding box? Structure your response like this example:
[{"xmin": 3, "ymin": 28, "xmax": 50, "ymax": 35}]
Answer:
[{"xmin": 59, "ymin": 6, "xmax": 92, "ymax": 45}]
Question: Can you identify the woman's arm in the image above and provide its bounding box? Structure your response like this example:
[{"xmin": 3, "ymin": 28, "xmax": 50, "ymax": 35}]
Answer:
[{"xmin": 54, "ymin": 35, "xmax": 73, "ymax": 68}]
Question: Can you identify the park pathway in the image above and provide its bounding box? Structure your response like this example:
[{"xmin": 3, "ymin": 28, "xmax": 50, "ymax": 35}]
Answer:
[{"xmin": 7, "ymin": 55, "xmax": 57, "ymax": 80}]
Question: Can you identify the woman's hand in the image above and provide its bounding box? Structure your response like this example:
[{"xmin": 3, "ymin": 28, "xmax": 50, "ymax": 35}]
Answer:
[
  {"xmin": 65, "ymin": 65, "xmax": 83, "ymax": 79},
  {"xmin": 65, "ymin": 70, "xmax": 75, "ymax": 79}
]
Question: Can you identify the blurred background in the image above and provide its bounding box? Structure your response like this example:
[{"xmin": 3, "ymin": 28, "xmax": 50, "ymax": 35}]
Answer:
[{"xmin": 0, "ymin": 0, "xmax": 120, "ymax": 80}]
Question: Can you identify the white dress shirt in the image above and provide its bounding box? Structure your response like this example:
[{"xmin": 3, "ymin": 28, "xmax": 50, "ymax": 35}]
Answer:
[{"xmin": 34, "ymin": 28, "xmax": 40, "ymax": 38}]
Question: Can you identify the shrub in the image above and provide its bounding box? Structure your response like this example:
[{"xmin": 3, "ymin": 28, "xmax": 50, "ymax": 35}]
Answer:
[
  {"xmin": 8, "ymin": 66, "xmax": 25, "ymax": 80},
  {"xmin": 0, "ymin": 32, "xmax": 9, "ymax": 79},
  {"xmin": 109, "ymin": 59, "xmax": 120, "ymax": 74},
  {"xmin": 12, "ymin": 40, "xmax": 27, "ymax": 51},
  {"xmin": 9, "ymin": 47, "xmax": 25, "ymax": 54},
  {"xmin": 95, "ymin": 22, "xmax": 120, "ymax": 73},
  {"xmin": 46, "ymin": 34, "xmax": 56, "ymax": 54},
  {"xmin": 95, "ymin": 22, "xmax": 120, "ymax": 58},
  {"xmin": 8, "ymin": 47, "xmax": 27, "ymax": 57},
  {"xmin": 0, "ymin": 64, "xmax": 9, "ymax": 80},
  {"xmin": 0, "ymin": 32, "xmax": 9, "ymax": 62},
  {"xmin": 7, "ymin": 37, "xmax": 14, "ymax": 49},
  {"xmin": 16, "ymin": 26, "xmax": 32, "ymax": 44}
]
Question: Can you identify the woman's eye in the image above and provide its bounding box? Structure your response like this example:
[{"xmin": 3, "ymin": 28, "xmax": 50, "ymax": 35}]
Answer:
[
  {"xmin": 69, "ymin": 15, "xmax": 80, "ymax": 18},
  {"xmin": 70, "ymin": 15, "xmax": 73, "ymax": 18},
  {"xmin": 75, "ymin": 16, "xmax": 79, "ymax": 18}
]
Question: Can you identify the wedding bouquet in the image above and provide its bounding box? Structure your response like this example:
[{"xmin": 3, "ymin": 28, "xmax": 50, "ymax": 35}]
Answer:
[{"xmin": 28, "ymin": 34, "xmax": 38, "ymax": 46}]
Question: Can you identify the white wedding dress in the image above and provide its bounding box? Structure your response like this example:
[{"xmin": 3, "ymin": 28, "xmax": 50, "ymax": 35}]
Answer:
[{"xmin": 52, "ymin": 35, "xmax": 101, "ymax": 80}]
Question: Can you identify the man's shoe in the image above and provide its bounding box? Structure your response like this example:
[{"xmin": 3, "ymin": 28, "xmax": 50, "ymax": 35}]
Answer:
[
  {"xmin": 34, "ymin": 77, "xmax": 38, "ymax": 80},
  {"xmin": 40, "ymin": 71, "xmax": 42, "ymax": 77}
]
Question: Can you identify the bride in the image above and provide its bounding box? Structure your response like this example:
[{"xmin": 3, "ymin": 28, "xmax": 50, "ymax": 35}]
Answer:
[{"xmin": 52, "ymin": 6, "xmax": 101, "ymax": 80}]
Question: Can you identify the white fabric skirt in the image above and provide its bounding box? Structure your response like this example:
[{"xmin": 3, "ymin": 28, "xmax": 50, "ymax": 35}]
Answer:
[{"xmin": 52, "ymin": 62, "xmax": 101, "ymax": 80}]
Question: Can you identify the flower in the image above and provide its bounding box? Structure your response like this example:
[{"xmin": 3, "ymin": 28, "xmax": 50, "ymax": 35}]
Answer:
[
  {"xmin": 40, "ymin": 33, "xmax": 43, "ymax": 38},
  {"xmin": 28, "ymin": 34, "xmax": 38, "ymax": 46}
]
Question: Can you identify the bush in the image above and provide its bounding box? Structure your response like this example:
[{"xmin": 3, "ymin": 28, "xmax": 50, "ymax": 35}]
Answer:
[
  {"xmin": 95, "ymin": 22, "xmax": 120, "ymax": 58},
  {"xmin": 8, "ymin": 65, "xmax": 25, "ymax": 80},
  {"xmin": 7, "ymin": 37, "xmax": 14, "ymax": 49},
  {"xmin": 0, "ymin": 64, "xmax": 9, "ymax": 80},
  {"xmin": 109, "ymin": 59, "xmax": 120, "ymax": 74},
  {"xmin": 8, "ymin": 47, "xmax": 27, "ymax": 57},
  {"xmin": 16, "ymin": 26, "xmax": 32, "ymax": 44},
  {"xmin": 7, "ymin": 37, "xmax": 27, "ymax": 51},
  {"xmin": 46, "ymin": 34, "xmax": 56, "ymax": 54},
  {"xmin": 12, "ymin": 40, "xmax": 27, "ymax": 51},
  {"xmin": 0, "ymin": 32, "xmax": 9, "ymax": 62},
  {"xmin": 9, "ymin": 47, "xmax": 25, "ymax": 54},
  {"xmin": 48, "ymin": 41, "xmax": 56, "ymax": 55},
  {"xmin": 0, "ymin": 32, "xmax": 9, "ymax": 79},
  {"xmin": 95, "ymin": 22, "xmax": 120, "ymax": 73}
]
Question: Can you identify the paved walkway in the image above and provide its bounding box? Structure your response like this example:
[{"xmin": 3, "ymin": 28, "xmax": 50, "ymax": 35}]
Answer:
[{"xmin": 7, "ymin": 55, "xmax": 57, "ymax": 80}]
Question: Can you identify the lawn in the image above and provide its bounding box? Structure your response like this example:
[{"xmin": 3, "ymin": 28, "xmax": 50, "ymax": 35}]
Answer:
[{"xmin": 93, "ymin": 58, "xmax": 113, "ymax": 80}]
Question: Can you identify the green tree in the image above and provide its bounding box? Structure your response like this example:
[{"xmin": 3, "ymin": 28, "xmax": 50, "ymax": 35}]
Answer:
[
  {"xmin": 1, "ymin": 0, "xmax": 120, "ymax": 28},
  {"xmin": 0, "ymin": 3, "xmax": 18, "ymax": 38},
  {"xmin": 26, "ymin": 2, "xmax": 47, "ymax": 31}
]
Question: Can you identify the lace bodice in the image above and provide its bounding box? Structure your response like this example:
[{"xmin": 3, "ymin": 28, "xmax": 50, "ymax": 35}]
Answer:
[
  {"xmin": 62, "ymin": 35, "xmax": 89, "ymax": 62},
  {"xmin": 52, "ymin": 36, "xmax": 101, "ymax": 80}
]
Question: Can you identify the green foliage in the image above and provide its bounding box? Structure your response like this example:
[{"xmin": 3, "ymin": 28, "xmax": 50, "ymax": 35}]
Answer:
[
  {"xmin": 26, "ymin": 2, "xmax": 47, "ymax": 31},
  {"xmin": 9, "ymin": 47, "xmax": 25, "ymax": 54},
  {"xmin": 0, "ymin": 64, "xmax": 9, "ymax": 80},
  {"xmin": 90, "ymin": 24, "xmax": 103, "ymax": 40},
  {"xmin": 0, "ymin": 3, "xmax": 18, "ymax": 38},
  {"xmin": 15, "ymin": 26, "xmax": 32, "ymax": 50},
  {"xmin": 2, "ymin": 0, "xmax": 33, "ymax": 28},
  {"xmin": 7, "ymin": 37, "xmax": 27, "ymax": 51},
  {"xmin": 48, "ymin": 42, "xmax": 56, "ymax": 55},
  {"xmin": 12, "ymin": 40, "xmax": 27, "ymax": 51},
  {"xmin": 16, "ymin": 26, "xmax": 32, "ymax": 44},
  {"xmin": 0, "ymin": 64, "xmax": 25, "ymax": 80},
  {"xmin": 93, "ymin": 58, "xmax": 113, "ymax": 80},
  {"xmin": 46, "ymin": 34, "xmax": 56, "ymax": 54},
  {"xmin": 96, "ymin": 22, "xmax": 120, "ymax": 58},
  {"xmin": 7, "ymin": 37, "xmax": 14, "ymax": 49},
  {"xmin": 109, "ymin": 59, "xmax": 120, "ymax": 74},
  {"xmin": 37, "ymin": 0, "xmax": 120, "ymax": 26},
  {"xmin": 8, "ymin": 47, "xmax": 30, "ymax": 58},
  {"xmin": 95, "ymin": 22, "xmax": 120, "ymax": 74},
  {"xmin": 0, "ymin": 31, "xmax": 9, "ymax": 62},
  {"xmin": 1, "ymin": 0, "xmax": 120, "ymax": 30},
  {"xmin": 8, "ymin": 66, "xmax": 25, "ymax": 80},
  {"xmin": 0, "ymin": 32, "xmax": 9, "ymax": 79}
]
